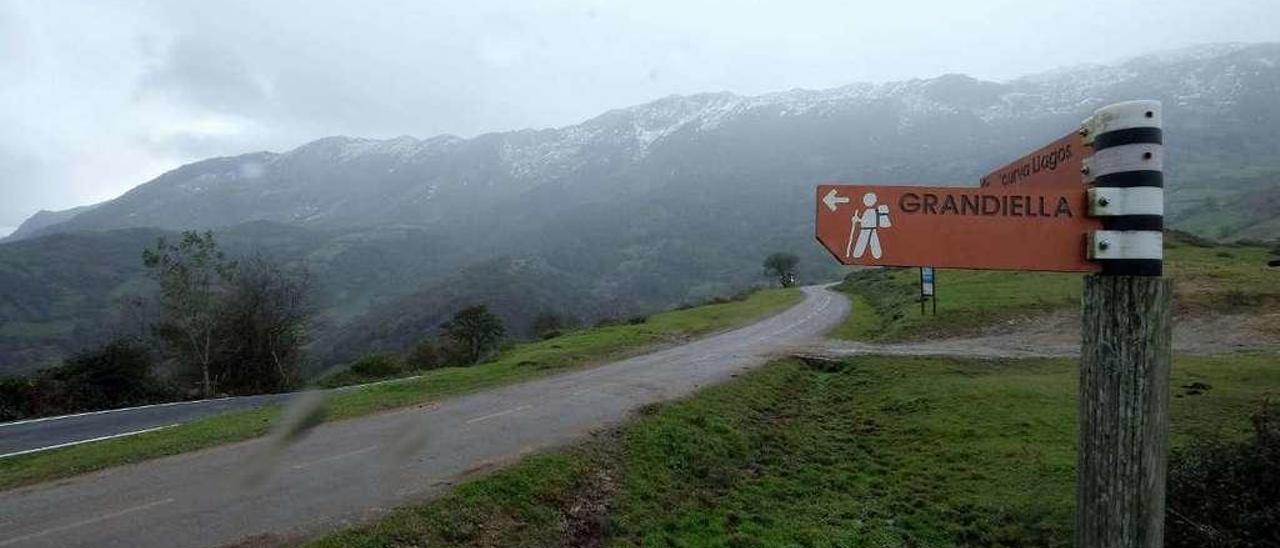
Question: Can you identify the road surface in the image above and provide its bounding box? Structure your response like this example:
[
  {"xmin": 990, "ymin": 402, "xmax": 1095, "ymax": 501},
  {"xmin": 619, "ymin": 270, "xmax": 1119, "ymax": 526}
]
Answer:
[
  {"xmin": 0, "ymin": 285, "xmax": 847, "ymax": 548},
  {"xmin": 0, "ymin": 371, "xmax": 432, "ymax": 459},
  {"xmin": 0, "ymin": 394, "xmax": 293, "ymax": 459}
]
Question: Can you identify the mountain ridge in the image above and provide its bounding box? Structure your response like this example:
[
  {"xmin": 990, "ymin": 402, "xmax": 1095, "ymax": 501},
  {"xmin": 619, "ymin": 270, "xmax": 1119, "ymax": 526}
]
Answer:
[
  {"xmin": 14, "ymin": 41, "xmax": 1279, "ymax": 241},
  {"xmin": 3, "ymin": 41, "xmax": 1278, "ymax": 376}
]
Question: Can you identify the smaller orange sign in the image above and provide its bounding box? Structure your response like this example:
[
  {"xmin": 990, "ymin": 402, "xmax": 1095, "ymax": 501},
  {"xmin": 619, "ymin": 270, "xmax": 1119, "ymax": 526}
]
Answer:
[
  {"xmin": 815, "ymin": 184, "xmax": 1101, "ymax": 272},
  {"xmin": 980, "ymin": 132, "xmax": 1086, "ymax": 190}
]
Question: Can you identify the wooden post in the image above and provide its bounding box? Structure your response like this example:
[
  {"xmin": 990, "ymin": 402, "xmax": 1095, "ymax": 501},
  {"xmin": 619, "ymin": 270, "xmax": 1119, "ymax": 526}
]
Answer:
[
  {"xmin": 1077, "ymin": 276, "xmax": 1171, "ymax": 547},
  {"xmin": 1076, "ymin": 100, "xmax": 1169, "ymax": 547}
]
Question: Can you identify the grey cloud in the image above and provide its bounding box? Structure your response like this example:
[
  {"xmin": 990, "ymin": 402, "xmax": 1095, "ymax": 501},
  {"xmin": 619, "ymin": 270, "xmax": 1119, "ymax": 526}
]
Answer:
[
  {"xmin": 137, "ymin": 35, "xmax": 271, "ymax": 115},
  {"xmin": 2, "ymin": 0, "xmax": 1280, "ymax": 235}
]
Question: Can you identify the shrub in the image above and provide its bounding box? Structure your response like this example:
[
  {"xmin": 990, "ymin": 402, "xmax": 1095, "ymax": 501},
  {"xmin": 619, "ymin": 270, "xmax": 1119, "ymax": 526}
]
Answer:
[
  {"xmin": 46, "ymin": 339, "xmax": 168, "ymax": 411},
  {"xmin": 1166, "ymin": 398, "xmax": 1280, "ymax": 547},
  {"xmin": 0, "ymin": 377, "xmax": 36, "ymax": 421},
  {"xmin": 348, "ymin": 353, "xmax": 404, "ymax": 379},
  {"xmin": 532, "ymin": 312, "xmax": 573, "ymax": 340},
  {"xmin": 406, "ymin": 340, "xmax": 442, "ymax": 370},
  {"xmin": 1, "ymin": 339, "xmax": 174, "ymax": 420},
  {"xmin": 436, "ymin": 338, "xmax": 475, "ymax": 368}
]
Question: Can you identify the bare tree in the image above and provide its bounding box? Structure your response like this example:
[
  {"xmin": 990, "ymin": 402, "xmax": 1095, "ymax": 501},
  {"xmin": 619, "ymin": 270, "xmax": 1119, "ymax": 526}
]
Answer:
[{"xmin": 143, "ymin": 231, "xmax": 235, "ymax": 397}]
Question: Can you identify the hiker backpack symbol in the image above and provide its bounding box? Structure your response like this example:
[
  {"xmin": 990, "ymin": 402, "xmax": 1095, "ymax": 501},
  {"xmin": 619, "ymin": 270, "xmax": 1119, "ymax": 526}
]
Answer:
[{"xmin": 846, "ymin": 192, "xmax": 891, "ymax": 259}]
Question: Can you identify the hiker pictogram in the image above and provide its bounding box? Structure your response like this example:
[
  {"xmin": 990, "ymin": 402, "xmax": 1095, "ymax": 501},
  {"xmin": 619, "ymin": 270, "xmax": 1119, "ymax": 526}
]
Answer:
[{"xmin": 846, "ymin": 192, "xmax": 891, "ymax": 259}]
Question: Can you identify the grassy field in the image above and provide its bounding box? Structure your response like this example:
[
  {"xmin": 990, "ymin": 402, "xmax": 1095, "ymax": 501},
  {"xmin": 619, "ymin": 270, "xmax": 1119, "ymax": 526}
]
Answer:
[
  {"xmin": 311, "ymin": 352, "xmax": 1280, "ymax": 547},
  {"xmin": 834, "ymin": 234, "xmax": 1280, "ymax": 341},
  {"xmin": 0, "ymin": 288, "xmax": 802, "ymax": 491}
]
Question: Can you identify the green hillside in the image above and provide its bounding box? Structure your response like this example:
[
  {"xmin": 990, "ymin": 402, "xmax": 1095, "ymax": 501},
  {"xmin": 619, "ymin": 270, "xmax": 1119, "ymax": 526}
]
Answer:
[
  {"xmin": 0, "ymin": 288, "xmax": 801, "ymax": 491},
  {"xmin": 832, "ymin": 233, "xmax": 1280, "ymax": 342},
  {"xmin": 312, "ymin": 353, "xmax": 1279, "ymax": 547}
]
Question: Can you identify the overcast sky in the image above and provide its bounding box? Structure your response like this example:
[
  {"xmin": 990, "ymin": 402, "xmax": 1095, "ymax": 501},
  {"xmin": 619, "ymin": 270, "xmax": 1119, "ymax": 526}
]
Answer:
[{"xmin": 2, "ymin": 0, "xmax": 1277, "ymax": 235}]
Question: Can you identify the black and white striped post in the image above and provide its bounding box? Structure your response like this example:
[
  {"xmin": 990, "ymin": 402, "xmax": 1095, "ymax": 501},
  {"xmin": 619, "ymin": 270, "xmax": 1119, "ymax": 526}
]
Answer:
[{"xmin": 1075, "ymin": 100, "xmax": 1172, "ymax": 547}]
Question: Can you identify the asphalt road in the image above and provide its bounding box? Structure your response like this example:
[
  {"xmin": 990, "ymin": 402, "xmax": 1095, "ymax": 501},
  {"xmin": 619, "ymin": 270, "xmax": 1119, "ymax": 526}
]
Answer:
[
  {"xmin": 0, "ymin": 285, "xmax": 847, "ymax": 548},
  {"xmin": 0, "ymin": 372, "xmax": 428, "ymax": 458},
  {"xmin": 0, "ymin": 394, "xmax": 292, "ymax": 458}
]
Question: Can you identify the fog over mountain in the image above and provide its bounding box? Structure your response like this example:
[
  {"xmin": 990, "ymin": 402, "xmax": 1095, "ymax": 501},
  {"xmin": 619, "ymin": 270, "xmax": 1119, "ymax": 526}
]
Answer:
[{"xmin": 2, "ymin": 42, "xmax": 1278, "ymax": 375}]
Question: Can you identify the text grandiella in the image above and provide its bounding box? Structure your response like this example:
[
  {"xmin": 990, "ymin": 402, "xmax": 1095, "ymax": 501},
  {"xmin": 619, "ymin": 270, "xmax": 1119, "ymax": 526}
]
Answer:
[{"xmin": 898, "ymin": 192, "xmax": 1074, "ymax": 218}]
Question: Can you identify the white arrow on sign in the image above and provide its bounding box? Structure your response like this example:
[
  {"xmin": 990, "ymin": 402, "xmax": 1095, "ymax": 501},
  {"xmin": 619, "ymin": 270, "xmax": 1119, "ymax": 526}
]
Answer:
[{"xmin": 823, "ymin": 189, "xmax": 851, "ymax": 212}]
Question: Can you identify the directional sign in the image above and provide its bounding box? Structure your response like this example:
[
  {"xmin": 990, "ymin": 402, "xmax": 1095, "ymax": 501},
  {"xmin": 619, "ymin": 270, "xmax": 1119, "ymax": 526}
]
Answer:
[
  {"xmin": 980, "ymin": 131, "xmax": 1086, "ymax": 190},
  {"xmin": 815, "ymin": 184, "xmax": 1101, "ymax": 272}
]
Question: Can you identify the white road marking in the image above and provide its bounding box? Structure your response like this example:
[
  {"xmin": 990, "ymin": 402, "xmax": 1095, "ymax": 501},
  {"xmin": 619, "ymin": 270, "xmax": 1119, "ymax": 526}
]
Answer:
[
  {"xmin": 0, "ymin": 373, "xmax": 427, "ymax": 429},
  {"xmin": 0, "ymin": 424, "xmax": 179, "ymax": 460},
  {"xmin": 0, "ymin": 398, "xmax": 239, "ymax": 428},
  {"xmin": 292, "ymin": 446, "xmax": 377, "ymax": 470},
  {"xmin": 465, "ymin": 404, "xmax": 532, "ymax": 425},
  {"xmin": 0, "ymin": 498, "xmax": 175, "ymax": 547}
]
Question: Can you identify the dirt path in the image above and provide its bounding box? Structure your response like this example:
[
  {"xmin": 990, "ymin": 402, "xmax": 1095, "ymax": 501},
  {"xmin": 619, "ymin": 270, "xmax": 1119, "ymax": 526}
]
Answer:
[{"xmin": 802, "ymin": 310, "xmax": 1280, "ymax": 360}]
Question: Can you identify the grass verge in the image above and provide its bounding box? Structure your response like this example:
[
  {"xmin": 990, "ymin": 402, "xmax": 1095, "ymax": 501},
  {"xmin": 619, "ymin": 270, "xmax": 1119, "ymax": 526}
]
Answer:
[
  {"xmin": 834, "ymin": 233, "xmax": 1280, "ymax": 341},
  {"xmin": 0, "ymin": 288, "xmax": 802, "ymax": 492},
  {"xmin": 312, "ymin": 351, "xmax": 1280, "ymax": 547}
]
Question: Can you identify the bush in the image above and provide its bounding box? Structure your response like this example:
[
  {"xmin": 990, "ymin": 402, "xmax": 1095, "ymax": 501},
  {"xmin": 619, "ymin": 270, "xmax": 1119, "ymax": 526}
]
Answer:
[
  {"xmin": 406, "ymin": 339, "xmax": 442, "ymax": 370},
  {"xmin": 0, "ymin": 377, "xmax": 37, "ymax": 421},
  {"xmin": 436, "ymin": 338, "xmax": 475, "ymax": 368},
  {"xmin": 0, "ymin": 339, "xmax": 173, "ymax": 421},
  {"xmin": 48, "ymin": 339, "xmax": 165, "ymax": 410},
  {"xmin": 348, "ymin": 353, "xmax": 405, "ymax": 379},
  {"xmin": 626, "ymin": 315, "xmax": 648, "ymax": 325},
  {"xmin": 532, "ymin": 312, "xmax": 574, "ymax": 340},
  {"xmin": 1166, "ymin": 399, "xmax": 1280, "ymax": 547},
  {"xmin": 705, "ymin": 288, "xmax": 757, "ymax": 306}
]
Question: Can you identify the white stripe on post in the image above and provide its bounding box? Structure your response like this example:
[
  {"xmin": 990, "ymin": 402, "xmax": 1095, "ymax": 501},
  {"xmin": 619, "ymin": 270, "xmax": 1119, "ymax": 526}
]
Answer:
[
  {"xmin": 1088, "ymin": 230, "xmax": 1163, "ymax": 260},
  {"xmin": 1088, "ymin": 187, "xmax": 1164, "ymax": 217},
  {"xmin": 1083, "ymin": 143, "xmax": 1163, "ymax": 181}
]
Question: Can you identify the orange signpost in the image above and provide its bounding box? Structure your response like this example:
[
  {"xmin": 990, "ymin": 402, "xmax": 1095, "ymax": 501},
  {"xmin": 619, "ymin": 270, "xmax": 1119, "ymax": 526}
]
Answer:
[
  {"xmin": 815, "ymin": 184, "xmax": 1100, "ymax": 272},
  {"xmin": 817, "ymin": 100, "xmax": 1171, "ymax": 547},
  {"xmin": 980, "ymin": 131, "xmax": 1085, "ymax": 190}
]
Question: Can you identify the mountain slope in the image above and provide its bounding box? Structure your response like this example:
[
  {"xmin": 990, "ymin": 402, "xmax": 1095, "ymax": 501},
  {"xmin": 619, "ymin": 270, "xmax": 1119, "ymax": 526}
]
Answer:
[
  {"xmin": 19, "ymin": 43, "xmax": 1280, "ymax": 242},
  {"xmin": 3, "ymin": 42, "xmax": 1279, "ymax": 375}
]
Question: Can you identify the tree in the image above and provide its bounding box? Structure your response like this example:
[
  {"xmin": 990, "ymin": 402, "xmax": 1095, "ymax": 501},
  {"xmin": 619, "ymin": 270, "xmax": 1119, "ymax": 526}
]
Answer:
[
  {"xmin": 211, "ymin": 255, "xmax": 310, "ymax": 394},
  {"xmin": 143, "ymin": 231, "xmax": 236, "ymax": 397},
  {"xmin": 442, "ymin": 305, "xmax": 506, "ymax": 365},
  {"xmin": 763, "ymin": 252, "xmax": 800, "ymax": 287}
]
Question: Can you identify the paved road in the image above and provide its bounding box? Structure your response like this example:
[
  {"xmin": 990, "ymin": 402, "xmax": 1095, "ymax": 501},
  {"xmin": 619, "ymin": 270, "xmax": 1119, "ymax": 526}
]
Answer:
[
  {"xmin": 0, "ymin": 372, "xmax": 429, "ymax": 458},
  {"xmin": 0, "ymin": 394, "xmax": 293, "ymax": 458},
  {"xmin": 0, "ymin": 285, "xmax": 847, "ymax": 548}
]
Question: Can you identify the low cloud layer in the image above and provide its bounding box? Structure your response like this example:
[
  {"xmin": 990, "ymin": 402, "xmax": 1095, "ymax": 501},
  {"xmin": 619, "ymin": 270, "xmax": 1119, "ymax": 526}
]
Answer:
[{"xmin": 2, "ymin": 0, "xmax": 1277, "ymax": 234}]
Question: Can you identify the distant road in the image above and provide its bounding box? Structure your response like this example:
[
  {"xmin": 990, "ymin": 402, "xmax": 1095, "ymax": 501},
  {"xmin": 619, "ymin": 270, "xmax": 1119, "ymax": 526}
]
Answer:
[
  {"xmin": 0, "ymin": 371, "xmax": 431, "ymax": 459},
  {"xmin": 0, "ymin": 394, "xmax": 292, "ymax": 459},
  {"xmin": 0, "ymin": 285, "xmax": 848, "ymax": 548}
]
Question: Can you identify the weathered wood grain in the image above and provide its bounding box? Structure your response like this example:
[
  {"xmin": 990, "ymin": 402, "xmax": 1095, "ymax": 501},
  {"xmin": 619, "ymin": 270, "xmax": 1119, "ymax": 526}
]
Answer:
[{"xmin": 1077, "ymin": 275, "xmax": 1172, "ymax": 547}]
